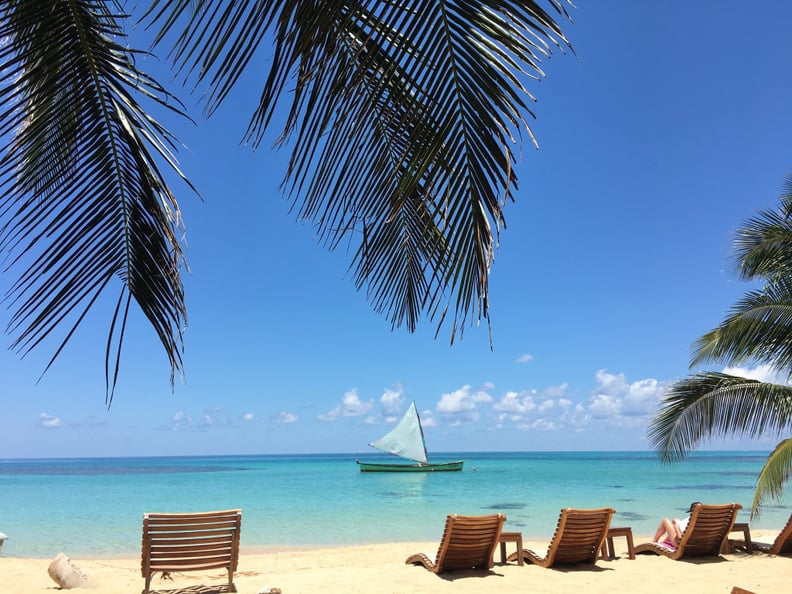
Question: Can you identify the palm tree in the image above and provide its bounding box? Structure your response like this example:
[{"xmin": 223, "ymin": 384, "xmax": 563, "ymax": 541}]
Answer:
[
  {"xmin": 648, "ymin": 172, "xmax": 792, "ymax": 517},
  {"xmin": 0, "ymin": 1, "xmax": 574, "ymax": 403}
]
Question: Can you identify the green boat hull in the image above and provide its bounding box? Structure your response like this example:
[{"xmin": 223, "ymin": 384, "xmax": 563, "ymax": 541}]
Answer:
[{"xmin": 355, "ymin": 460, "xmax": 464, "ymax": 472}]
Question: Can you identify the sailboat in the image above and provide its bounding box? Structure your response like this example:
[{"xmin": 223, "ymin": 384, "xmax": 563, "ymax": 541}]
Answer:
[{"xmin": 355, "ymin": 401, "xmax": 464, "ymax": 472}]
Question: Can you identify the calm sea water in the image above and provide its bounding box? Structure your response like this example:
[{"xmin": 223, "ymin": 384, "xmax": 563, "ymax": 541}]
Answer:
[{"xmin": 0, "ymin": 451, "xmax": 788, "ymax": 558}]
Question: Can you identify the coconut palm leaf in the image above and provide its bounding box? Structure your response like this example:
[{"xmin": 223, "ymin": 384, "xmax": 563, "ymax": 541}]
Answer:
[
  {"xmin": 752, "ymin": 438, "xmax": 792, "ymax": 518},
  {"xmin": 0, "ymin": 0, "xmax": 192, "ymax": 404},
  {"xmin": 648, "ymin": 372, "xmax": 792, "ymax": 463},
  {"xmin": 143, "ymin": 0, "xmax": 573, "ymax": 340},
  {"xmin": 734, "ymin": 174, "xmax": 792, "ymax": 282},
  {"xmin": 690, "ymin": 278, "xmax": 792, "ymax": 375},
  {"xmin": 651, "ymin": 172, "xmax": 792, "ymax": 517}
]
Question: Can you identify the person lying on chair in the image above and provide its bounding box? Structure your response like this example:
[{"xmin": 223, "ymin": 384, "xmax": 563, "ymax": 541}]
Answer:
[{"xmin": 652, "ymin": 502, "xmax": 700, "ymax": 550}]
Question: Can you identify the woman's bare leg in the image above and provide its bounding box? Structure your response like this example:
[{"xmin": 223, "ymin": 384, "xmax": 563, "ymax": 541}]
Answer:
[{"xmin": 653, "ymin": 518, "xmax": 675, "ymax": 542}]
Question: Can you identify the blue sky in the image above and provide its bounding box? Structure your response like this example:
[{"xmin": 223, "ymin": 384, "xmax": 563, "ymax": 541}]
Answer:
[{"xmin": 2, "ymin": 1, "xmax": 792, "ymax": 458}]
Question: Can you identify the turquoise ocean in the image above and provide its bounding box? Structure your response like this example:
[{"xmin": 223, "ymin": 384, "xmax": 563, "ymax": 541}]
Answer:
[{"xmin": 0, "ymin": 451, "xmax": 788, "ymax": 558}]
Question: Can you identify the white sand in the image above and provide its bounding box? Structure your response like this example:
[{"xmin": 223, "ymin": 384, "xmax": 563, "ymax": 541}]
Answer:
[{"xmin": 1, "ymin": 535, "xmax": 789, "ymax": 593}]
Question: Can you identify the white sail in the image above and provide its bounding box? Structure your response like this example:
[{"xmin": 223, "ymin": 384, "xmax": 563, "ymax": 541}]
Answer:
[{"xmin": 369, "ymin": 401, "xmax": 429, "ymax": 464}]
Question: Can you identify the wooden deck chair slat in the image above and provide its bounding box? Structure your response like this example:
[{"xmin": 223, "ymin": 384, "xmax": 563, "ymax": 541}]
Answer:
[
  {"xmin": 740, "ymin": 513, "xmax": 792, "ymax": 555},
  {"xmin": 148, "ymin": 549, "xmax": 234, "ymax": 560},
  {"xmin": 406, "ymin": 514, "xmax": 506, "ymax": 573},
  {"xmin": 141, "ymin": 509, "xmax": 241, "ymax": 594},
  {"xmin": 149, "ymin": 531, "xmax": 237, "ymax": 541},
  {"xmin": 635, "ymin": 503, "xmax": 740, "ymax": 560},
  {"xmin": 510, "ymin": 508, "xmax": 614, "ymax": 568}
]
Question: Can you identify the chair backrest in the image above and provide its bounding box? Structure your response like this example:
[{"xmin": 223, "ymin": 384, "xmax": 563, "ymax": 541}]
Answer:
[
  {"xmin": 768, "ymin": 512, "xmax": 792, "ymax": 555},
  {"xmin": 678, "ymin": 503, "xmax": 740, "ymax": 558},
  {"xmin": 141, "ymin": 509, "xmax": 242, "ymax": 577},
  {"xmin": 545, "ymin": 507, "xmax": 614, "ymax": 565},
  {"xmin": 433, "ymin": 513, "xmax": 505, "ymax": 572}
]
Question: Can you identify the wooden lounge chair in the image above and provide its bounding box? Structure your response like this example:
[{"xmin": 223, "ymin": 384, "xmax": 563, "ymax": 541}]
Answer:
[
  {"xmin": 405, "ymin": 513, "xmax": 506, "ymax": 573},
  {"xmin": 740, "ymin": 512, "xmax": 792, "ymax": 555},
  {"xmin": 634, "ymin": 502, "xmax": 741, "ymax": 560},
  {"xmin": 141, "ymin": 509, "xmax": 242, "ymax": 594},
  {"xmin": 508, "ymin": 507, "xmax": 614, "ymax": 568}
]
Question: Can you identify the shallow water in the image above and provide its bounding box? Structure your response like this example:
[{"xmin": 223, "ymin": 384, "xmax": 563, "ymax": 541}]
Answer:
[{"xmin": 0, "ymin": 451, "xmax": 787, "ymax": 557}]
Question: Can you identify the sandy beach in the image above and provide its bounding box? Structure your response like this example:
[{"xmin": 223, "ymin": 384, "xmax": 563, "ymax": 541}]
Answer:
[{"xmin": 2, "ymin": 535, "xmax": 790, "ymax": 594}]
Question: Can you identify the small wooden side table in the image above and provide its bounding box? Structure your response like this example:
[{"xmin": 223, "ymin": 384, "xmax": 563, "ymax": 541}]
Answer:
[
  {"xmin": 499, "ymin": 531, "xmax": 524, "ymax": 565},
  {"xmin": 724, "ymin": 522, "xmax": 752, "ymax": 553},
  {"xmin": 600, "ymin": 526, "xmax": 635, "ymax": 560}
]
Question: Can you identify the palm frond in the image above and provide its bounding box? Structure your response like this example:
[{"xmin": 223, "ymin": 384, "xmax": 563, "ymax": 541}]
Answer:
[
  {"xmin": 144, "ymin": 0, "xmax": 573, "ymax": 341},
  {"xmin": 0, "ymin": 0, "xmax": 192, "ymax": 404},
  {"xmin": 648, "ymin": 372, "xmax": 792, "ymax": 462},
  {"xmin": 751, "ymin": 437, "xmax": 792, "ymax": 519},
  {"xmin": 690, "ymin": 278, "xmax": 792, "ymax": 374},
  {"xmin": 652, "ymin": 171, "xmax": 792, "ymax": 515},
  {"xmin": 734, "ymin": 171, "xmax": 792, "ymax": 282}
]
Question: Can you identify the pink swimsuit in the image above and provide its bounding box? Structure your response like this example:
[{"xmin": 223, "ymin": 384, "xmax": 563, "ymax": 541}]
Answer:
[{"xmin": 660, "ymin": 539, "xmax": 677, "ymax": 550}]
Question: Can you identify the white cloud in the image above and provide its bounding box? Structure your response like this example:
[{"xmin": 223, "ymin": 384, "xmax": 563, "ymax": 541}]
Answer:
[
  {"xmin": 622, "ymin": 378, "xmax": 664, "ymax": 415},
  {"xmin": 419, "ymin": 408, "xmax": 438, "ymax": 427},
  {"xmin": 436, "ymin": 384, "xmax": 493, "ymax": 422},
  {"xmin": 723, "ymin": 364, "xmax": 789, "ymax": 384},
  {"xmin": 589, "ymin": 394, "xmax": 622, "ymax": 419},
  {"xmin": 588, "ymin": 370, "xmax": 667, "ymax": 423},
  {"xmin": 200, "ymin": 411, "xmax": 231, "ymax": 428},
  {"xmin": 167, "ymin": 410, "xmax": 233, "ymax": 431},
  {"xmin": 170, "ymin": 411, "xmax": 193, "ymax": 431},
  {"xmin": 490, "ymin": 371, "xmax": 658, "ymax": 432},
  {"xmin": 561, "ymin": 402, "xmax": 589, "ymax": 429},
  {"xmin": 492, "ymin": 384, "xmax": 570, "ymax": 427},
  {"xmin": 243, "ymin": 413, "xmax": 254, "ymax": 421},
  {"xmin": 318, "ymin": 389, "xmax": 373, "ymax": 421},
  {"xmin": 516, "ymin": 418, "xmax": 557, "ymax": 431},
  {"xmin": 39, "ymin": 413, "xmax": 62, "ymax": 429},
  {"xmin": 543, "ymin": 383, "xmax": 569, "ymax": 398},
  {"xmin": 493, "ymin": 390, "xmax": 537, "ymax": 414},
  {"xmin": 380, "ymin": 386, "xmax": 404, "ymax": 417},
  {"xmin": 594, "ymin": 369, "xmax": 628, "ymax": 396},
  {"xmin": 516, "ymin": 353, "xmax": 534, "ymax": 363},
  {"xmin": 274, "ymin": 411, "xmax": 298, "ymax": 423}
]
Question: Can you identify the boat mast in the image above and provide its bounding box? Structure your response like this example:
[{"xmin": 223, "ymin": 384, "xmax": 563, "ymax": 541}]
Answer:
[{"xmin": 414, "ymin": 402, "xmax": 430, "ymax": 465}]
